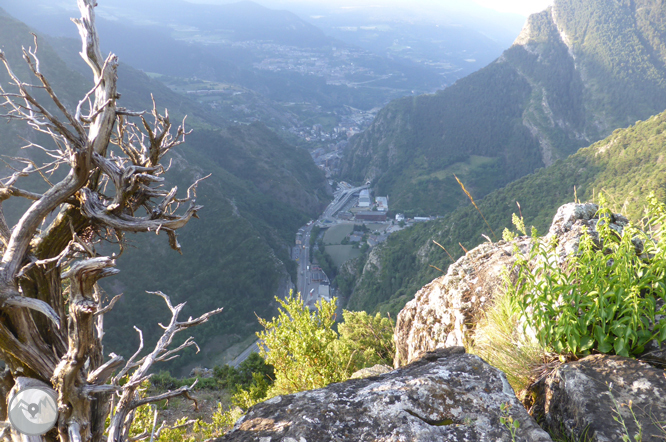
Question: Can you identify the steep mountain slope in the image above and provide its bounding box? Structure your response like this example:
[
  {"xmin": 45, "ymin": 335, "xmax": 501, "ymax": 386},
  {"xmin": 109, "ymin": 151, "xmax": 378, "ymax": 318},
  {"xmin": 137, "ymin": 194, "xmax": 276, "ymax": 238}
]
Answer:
[
  {"xmin": 344, "ymin": 110, "xmax": 666, "ymax": 314},
  {"xmin": 341, "ymin": 0, "xmax": 666, "ymax": 216},
  {"xmin": 0, "ymin": 9, "xmax": 329, "ymax": 372}
]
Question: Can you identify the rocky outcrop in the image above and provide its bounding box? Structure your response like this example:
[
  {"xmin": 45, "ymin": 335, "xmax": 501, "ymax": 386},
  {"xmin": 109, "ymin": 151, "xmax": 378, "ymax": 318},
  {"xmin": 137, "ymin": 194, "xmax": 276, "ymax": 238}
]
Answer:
[
  {"xmin": 528, "ymin": 354, "xmax": 666, "ymax": 441},
  {"xmin": 394, "ymin": 202, "xmax": 624, "ymax": 367},
  {"xmin": 394, "ymin": 238, "xmax": 530, "ymax": 367},
  {"xmin": 349, "ymin": 364, "xmax": 392, "ymax": 380},
  {"xmin": 217, "ymin": 347, "xmax": 553, "ymax": 442},
  {"xmin": 547, "ymin": 202, "xmax": 627, "ymax": 264}
]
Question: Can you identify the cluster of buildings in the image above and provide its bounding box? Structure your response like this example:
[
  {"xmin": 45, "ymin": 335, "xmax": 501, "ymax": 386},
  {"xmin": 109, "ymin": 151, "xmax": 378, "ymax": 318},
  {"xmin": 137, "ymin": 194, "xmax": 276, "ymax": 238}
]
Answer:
[
  {"xmin": 336, "ymin": 189, "xmax": 391, "ymax": 222},
  {"xmin": 249, "ymin": 44, "xmax": 378, "ymax": 87}
]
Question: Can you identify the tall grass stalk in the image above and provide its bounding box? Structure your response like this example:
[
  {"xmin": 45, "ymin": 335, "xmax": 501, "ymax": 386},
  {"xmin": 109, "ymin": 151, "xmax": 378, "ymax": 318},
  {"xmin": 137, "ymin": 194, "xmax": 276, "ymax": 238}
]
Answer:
[{"xmin": 454, "ymin": 174, "xmax": 497, "ymax": 240}]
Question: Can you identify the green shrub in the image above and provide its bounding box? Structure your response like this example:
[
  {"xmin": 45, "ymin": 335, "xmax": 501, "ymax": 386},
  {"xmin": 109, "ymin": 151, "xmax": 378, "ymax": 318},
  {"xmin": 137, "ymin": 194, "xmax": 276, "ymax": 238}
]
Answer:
[
  {"xmin": 257, "ymin": 292, "xmax": 345, "ymax": 396},
  {"xmin": 213, "ymin": 353, "xmax": 274, "ymax": 392},
  {"xmin": 336, "ymin": 310, "xmax": 395, "ymax": 373},
  {"xmin": 511, "ymin": 195, "xmax": 666, "ymax": 358},
  {"xmin": 151, "ymin": 371, "xmax": 184, "ymax": 390},
  {"xmin": 253, "ymin": 292, "xmax": 395, "ymax": 403}
]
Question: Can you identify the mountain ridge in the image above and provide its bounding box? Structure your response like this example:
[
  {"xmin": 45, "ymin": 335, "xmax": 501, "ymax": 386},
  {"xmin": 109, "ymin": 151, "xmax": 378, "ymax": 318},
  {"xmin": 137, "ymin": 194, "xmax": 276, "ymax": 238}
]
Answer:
[
  {"xmin": 340, "ymin": 0, "xmax": 666, "ymax": 216},
  {"xmin": 343, "ymin": 109, "xmax": 666, "ymax": 315}
]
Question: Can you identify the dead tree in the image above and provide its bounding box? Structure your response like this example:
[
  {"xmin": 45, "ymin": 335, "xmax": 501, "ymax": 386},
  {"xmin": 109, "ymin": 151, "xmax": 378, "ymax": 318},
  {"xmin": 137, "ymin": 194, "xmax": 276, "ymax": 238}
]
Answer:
[{"xmin": 0, "ymin": 1, "xmax": 221, "ymax": 441}]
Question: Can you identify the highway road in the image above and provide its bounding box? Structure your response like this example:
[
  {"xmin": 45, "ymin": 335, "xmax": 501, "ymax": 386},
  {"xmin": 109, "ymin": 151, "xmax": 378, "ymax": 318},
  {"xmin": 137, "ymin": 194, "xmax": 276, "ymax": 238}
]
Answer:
[
  {"xmin": 323, "ymin": 184, "xmax": 368, "ymax": 220},
  {"xmin": 230, "ymin": 341, "xmax": 260, "ymax": 368},
  {"xmin": 230, "ymin": 185, "xmax": 354, "ymax": 367}
]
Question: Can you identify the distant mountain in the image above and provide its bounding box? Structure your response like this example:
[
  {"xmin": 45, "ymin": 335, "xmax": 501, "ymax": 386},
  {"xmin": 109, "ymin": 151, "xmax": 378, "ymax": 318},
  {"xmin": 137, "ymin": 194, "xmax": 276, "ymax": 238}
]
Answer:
[
  {"xmin": 0, "ymin": 0, "xmax": 332, "ymax": 48},
  {"xmin": 344, "ymin": 109, "xmax": 666, "ymax": 315},
  {"xmin": 0, "ymin": 0, "xmax": 446, "ymax": 113},
  {"xmin": 0, "ymin": 9, "xmax": 329, "ymax": 372},
  {"xmin": 295, "ymin": 0, "xmax": 526, "ymax": 85},
  {"xmin": 340, "ymin": 0, "xmax": 666, "ymax": 216}
]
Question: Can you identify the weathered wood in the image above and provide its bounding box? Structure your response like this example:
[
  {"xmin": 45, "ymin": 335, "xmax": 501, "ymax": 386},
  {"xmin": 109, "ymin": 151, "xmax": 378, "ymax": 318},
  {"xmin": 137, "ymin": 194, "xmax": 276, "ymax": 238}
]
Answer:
[{"xmin": 106, "ymin": 293, "xmax": 222, "ymax": 441}]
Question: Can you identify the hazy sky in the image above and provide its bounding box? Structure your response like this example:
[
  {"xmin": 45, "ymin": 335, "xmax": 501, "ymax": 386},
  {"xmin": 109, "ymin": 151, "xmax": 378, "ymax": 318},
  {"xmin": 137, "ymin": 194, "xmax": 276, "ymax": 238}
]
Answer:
[
  {"xmin": 187, "ymin": 0, "xmax": 554, "ymax": 17},
  {"xmin": 472, "ymin": 0, "xmax": 553, "ymax": 16}
]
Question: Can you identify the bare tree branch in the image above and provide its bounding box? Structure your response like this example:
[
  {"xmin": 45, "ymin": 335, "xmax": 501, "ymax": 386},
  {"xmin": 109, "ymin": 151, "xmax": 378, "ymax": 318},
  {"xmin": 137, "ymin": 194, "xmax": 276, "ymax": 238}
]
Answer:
[
  {"xmin": 130, "ymin": 382, "xmax": 199, "ymax": 411},
  {"xmin": 107, "ymin": 292, "xmax": 222, "ymax": 440},
  {"xmin": 0, "ymin": 1, "xmax": 216, "ymax": 440}
]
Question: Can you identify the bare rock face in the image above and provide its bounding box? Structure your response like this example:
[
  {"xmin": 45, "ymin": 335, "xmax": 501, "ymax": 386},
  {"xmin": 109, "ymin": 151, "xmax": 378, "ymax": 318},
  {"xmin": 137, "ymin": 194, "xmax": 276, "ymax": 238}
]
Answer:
[
  {"xmin": 394, "ymin": 238, "xmax": 530, "ymax": 367},
  {"xmin": 217, "ymin": 347, "xmax": 553, "ymax": 442},
  {"xmin": 394, "ymin": 202, "xmax": 623, "ymax": 367},
  {"xmin": 547, "ymin": 202, "xmax": 627, "ymax": 264},
  {"xmin": 349, "ymin": 364, "xmax": 392, "ymax": 379},
  {"xmin": 528, "ymin": 355, "xmax": 666, "ymax": 441}
]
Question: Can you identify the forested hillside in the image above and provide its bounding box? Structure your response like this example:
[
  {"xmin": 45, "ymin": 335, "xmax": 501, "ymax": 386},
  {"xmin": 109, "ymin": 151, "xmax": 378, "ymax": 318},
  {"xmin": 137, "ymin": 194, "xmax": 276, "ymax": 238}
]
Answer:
[
  {"xmin": 344, "ymin": 110, "xmax": 666, "ymax": 315},
  {"xmin": 0, "ymin": 9, "xmax": 329, "ymax": 373},
  {"xmin": 340, "ymin": 0, "xmax": 666, "ymax": 216}
]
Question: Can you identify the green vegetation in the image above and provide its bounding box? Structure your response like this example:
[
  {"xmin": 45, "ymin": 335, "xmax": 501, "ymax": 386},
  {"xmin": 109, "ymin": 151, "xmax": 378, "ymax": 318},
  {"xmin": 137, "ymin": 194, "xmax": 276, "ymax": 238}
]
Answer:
[
  {"xmin": 257, "ymin": 293, "xmax": 343, "ymax": 396},
  {"xmin": 149, "ymin": 353, "xmax": 274, "ymax": 394},
  {"xmin": 341, "ymin": 0, "xmax": 666, "ymax": 217},
  {"xmin": 324, "ymin": 224, "xmax": 354, "ymax": 244},
  {"xmin": 128, "ymin": 387, "xmax": 243, "ymax": 441},
  {"xmin": 500, "ymin": 403, "xmax": 521, "ymax": 442},
  {"xmin": 346, "ymin": 110, "xmax": 666, "ymax": 318},
  {"xmin": 321, "ymin": 224, "xmax": 364, "ymax": 267},
  {"xmin": 127, "ymin": 294, "xmax": 394, "ymax": 440},
  {"xmin": 255, "ymin": 292, "xmax": 394, "ymax": 399},
  {"xmin": 512, "ymin": 196, "xmax": 666, "ymax": 358},
  {"xmin": 469, "ymin": 280, "xmax": 547, "ymax": 394},
  {"xmin": 325, "ymin": 245, "xmax": 362, "ymax": 268}
]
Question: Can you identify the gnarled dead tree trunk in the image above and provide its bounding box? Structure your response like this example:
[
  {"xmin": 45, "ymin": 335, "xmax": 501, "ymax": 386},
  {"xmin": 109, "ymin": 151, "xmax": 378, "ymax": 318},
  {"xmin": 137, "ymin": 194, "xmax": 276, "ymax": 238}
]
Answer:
[{"xmin": 0, "ymin": 1, "xmax": 221, "ymax": 441}]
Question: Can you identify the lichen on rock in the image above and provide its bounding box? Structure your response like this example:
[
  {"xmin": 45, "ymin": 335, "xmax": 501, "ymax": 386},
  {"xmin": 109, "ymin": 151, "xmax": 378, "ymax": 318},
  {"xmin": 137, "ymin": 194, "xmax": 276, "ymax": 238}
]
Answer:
[{"xmin": 216, "ymin": 347, "xmax": 552, "ymax": 442}]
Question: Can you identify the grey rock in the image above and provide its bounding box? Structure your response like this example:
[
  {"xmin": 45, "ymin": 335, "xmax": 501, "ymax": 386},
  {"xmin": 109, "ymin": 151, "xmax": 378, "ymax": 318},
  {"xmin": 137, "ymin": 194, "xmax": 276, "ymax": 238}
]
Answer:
[
  {"xmin": 349, "ymin": 364, "xmax": 392, "ymax": 379},
  {"xmin": 394, "ymin": 238, "xmax": 531, "ymax": 367},
  {"xmin": 216, "ymin": 347, "xmax": 553, "ymax": 442},
  {"xmin": 547, "ymin": 202, "xmax": 599, "ymax": 237},
  {"xmin": 529, "ymin": 354, "xmax": 666, "ymax": 441},
  {"xmin": 547, "ymin": 202, "xmax": 628, "ymax": 264},
  {"xmin": 639, "ymin": 347, "xmax": 666, "ymax": 369}
]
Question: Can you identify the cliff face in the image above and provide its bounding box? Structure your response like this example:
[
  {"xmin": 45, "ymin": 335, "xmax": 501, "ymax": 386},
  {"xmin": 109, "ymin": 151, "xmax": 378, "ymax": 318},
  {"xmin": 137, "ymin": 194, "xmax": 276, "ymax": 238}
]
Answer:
[{"xmin": 340, "ymin": 0, "xmax": 666, "ymax": 216}]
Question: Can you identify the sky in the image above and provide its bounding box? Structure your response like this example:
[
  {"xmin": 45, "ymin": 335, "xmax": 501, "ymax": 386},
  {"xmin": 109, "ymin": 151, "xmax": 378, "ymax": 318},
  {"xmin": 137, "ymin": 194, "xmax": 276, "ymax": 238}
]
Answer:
[{"xmin": 472, "ymin": 0, "xmax": 553, "ymax": 16}]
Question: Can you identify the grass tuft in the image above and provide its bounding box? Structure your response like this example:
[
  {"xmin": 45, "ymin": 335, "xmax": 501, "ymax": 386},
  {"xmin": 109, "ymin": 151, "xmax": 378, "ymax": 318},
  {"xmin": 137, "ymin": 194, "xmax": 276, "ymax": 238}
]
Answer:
[{"xmin": 468, "ymin": 279, "xmax": 555, "ymax": 395}]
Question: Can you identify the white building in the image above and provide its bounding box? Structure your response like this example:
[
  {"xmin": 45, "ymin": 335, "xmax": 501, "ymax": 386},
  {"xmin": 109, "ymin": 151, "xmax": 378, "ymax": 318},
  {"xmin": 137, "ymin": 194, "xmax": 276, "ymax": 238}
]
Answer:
[
  {"xmin": 375, "ymin": 196, "xmax": 388, "ymax": 212},
  {"xmin": 358, "ymin": 189, "xmax": 371, "ymax": 207}
]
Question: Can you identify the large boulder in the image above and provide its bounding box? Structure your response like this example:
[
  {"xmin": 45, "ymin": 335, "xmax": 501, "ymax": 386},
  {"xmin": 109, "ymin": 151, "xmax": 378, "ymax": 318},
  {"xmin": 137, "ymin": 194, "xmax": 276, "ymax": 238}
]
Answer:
[
  {"xmin": 547, "ymin": 202, "xmax": 627, "ymax": 264},
  {"xmin": 394, "ymin": 202, "xmax": 624, "ymax": 367},
  {"xmin": 394, "ymin": 238, "xmax": 530, "ymax": 367},
  {"xmin": 528, "ymin": 354, "xmax": 666, "ymax": 441},
  {"xmin": 217, "ymin": 347, "xmax": 553, "ymax": 441}
]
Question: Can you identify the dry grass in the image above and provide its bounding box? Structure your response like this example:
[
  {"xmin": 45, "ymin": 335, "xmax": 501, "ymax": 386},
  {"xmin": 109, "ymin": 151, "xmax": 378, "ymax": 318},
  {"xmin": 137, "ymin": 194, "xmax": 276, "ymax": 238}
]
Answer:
[{"xmin": 468, "ymin": 285, "xmax": 555, "ymax": 396}]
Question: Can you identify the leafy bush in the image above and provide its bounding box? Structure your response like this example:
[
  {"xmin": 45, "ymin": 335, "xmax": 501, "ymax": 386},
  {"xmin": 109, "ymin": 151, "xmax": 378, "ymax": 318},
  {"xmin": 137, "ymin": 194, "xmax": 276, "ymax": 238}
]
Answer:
[
  {"xmin": 255, "ymin": 292, "xmax": 395, "ymax": 401},
  {"xmin": 257, "ymin": 292, "xmax": 344, "ymax": 396},
  {"xmin": 213, "ymin": 353, "xmax": 274, "ymax": 392},
  {"xmin": 150, "ymin": 353, "xmax": 274, "ymax": 394},
  {"xmin": 336, "ymin": 310, "xmax": 395, "ymax": 373},
  {"xmin": 511, "ymin": 196, "xmax": 666, "ymax": 358}
]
